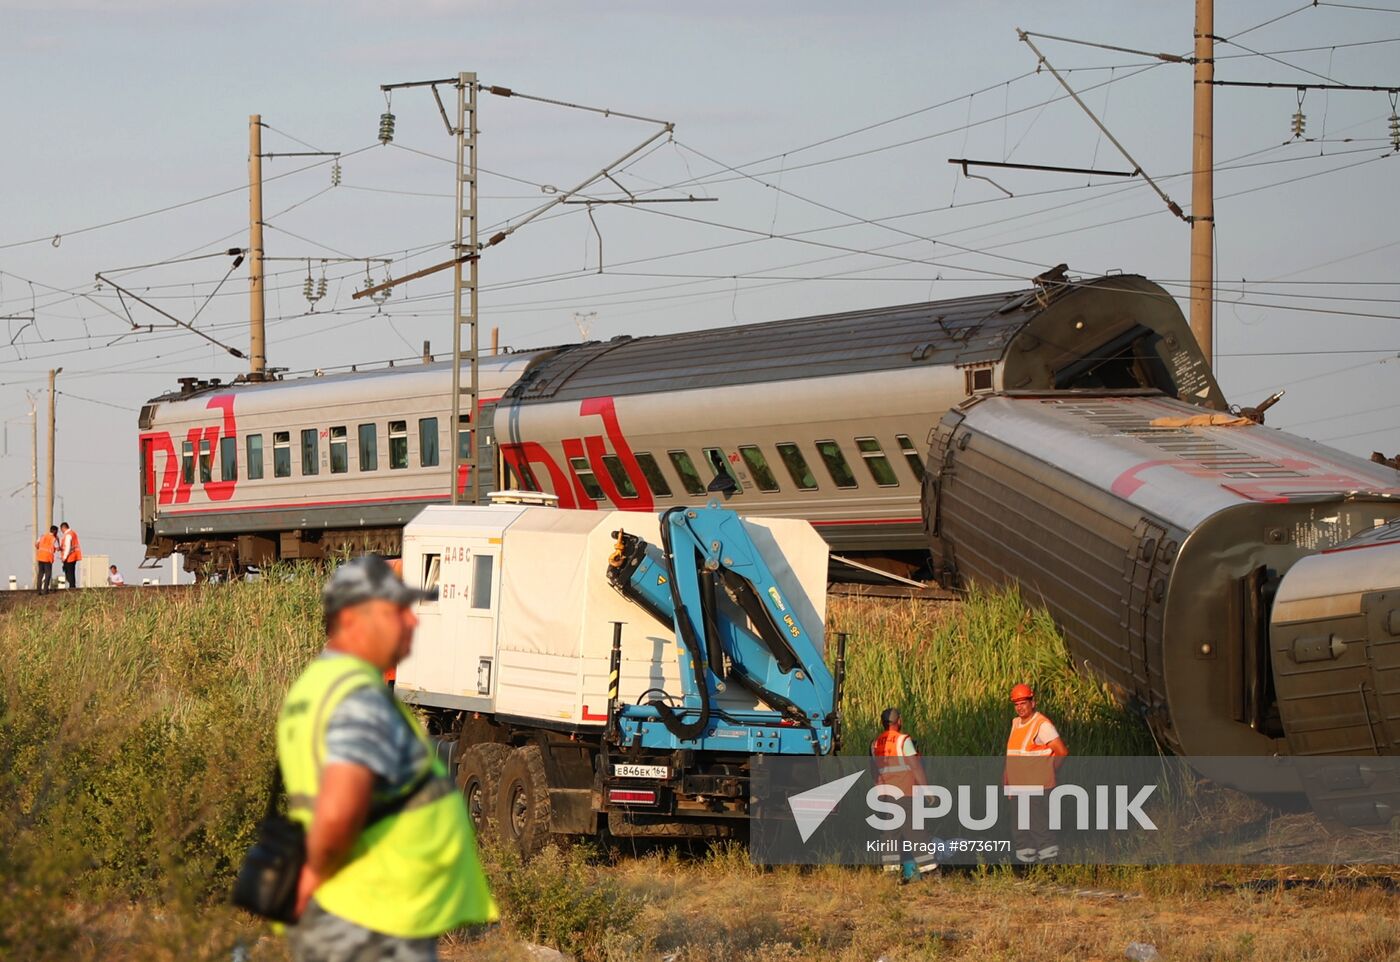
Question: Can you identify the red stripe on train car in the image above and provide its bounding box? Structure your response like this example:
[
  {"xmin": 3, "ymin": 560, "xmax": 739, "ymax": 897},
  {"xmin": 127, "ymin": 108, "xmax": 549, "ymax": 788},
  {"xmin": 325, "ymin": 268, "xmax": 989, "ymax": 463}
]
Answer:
[{"xmin": 162, "ymin": 493, "xmax": 451, "ymax": 515}]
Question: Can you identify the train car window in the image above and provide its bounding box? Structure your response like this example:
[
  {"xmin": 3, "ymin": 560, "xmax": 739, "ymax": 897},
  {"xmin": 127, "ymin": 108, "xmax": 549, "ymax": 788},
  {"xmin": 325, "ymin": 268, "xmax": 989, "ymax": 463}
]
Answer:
[
  {"xmin": 895, "ymin": 434, "xmax": 926, "ymax": 481},
  {"xmin": 815, "ymin": 440, "xmax": 858, "ymax": 488},
  {"xmin": 855, "ymin": 437, "xmax": 899, "ymax": 487},
  {"xmin": 246, "ymin": 434, "xmax": 264, "ymax": 480},
  {"xmin": 471, "ymin": 554, "xmax": 494, "ymax": 609},
  {"xmin": 601, "ymin": 454, "xmax": 639, "ymax": 499},
  {"xmin": 568, "ymin": 456, "xmax": 606, "ymax": 501},
  {"xmin": 703, "ymin": 447, "xmax": 742, "ymax": 493},
  {"xmin": 199, "ymin": 439, "xmax": 213, "ymax": 484},
  {"xmin": 389, "ymin": 421, "xmax": 408, "ymax": 470},
  {"xmin": 329, "ymin": 426, "xmax": 349, "ymax": 474},
  {"xmin": 965, "ymin": 367, "xmax": 994, "ymax": 393},
  {"xmin": 634, "ymin": 452, "xmax": 672, "ymax": 498},
  {"xmin": 301, "ymin": 429, "xmax": 319, "ymax": 476},
  {"xmin": 273, "ymin": 432, "xmax": 291, "ymax": 478},
  {"xmin": 667, "ymin": 450, "xmax": 706, "ymax": 496},
  {"xmin": 419, "ymin": 418, "xmax": 440, "ymax": 468},
  {"xmin": 776, "ymin": 443, "xmax": 818, "ymax": 491},
  {"xmin": 358, "ymin": 424, "xmax": 378, "ymax": 471},
  {"xmin": 181, "ymin": 440, "xmax": 194, "ymax": 485},
  {"xmin": 457, "ymin": 414, "xmax": 472, "ymax": 461},
  {"xmin": 739, "ymin": 445, "xmax": 781, "ymax": 492},
  {"xmin": 220, "ymin": 436, "xmax": 237, "ymax": 482}
]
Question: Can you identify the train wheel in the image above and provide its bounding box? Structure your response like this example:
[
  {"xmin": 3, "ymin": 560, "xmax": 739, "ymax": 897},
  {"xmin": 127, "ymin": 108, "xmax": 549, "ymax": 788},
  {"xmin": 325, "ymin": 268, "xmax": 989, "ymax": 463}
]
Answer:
[
  {"xmin": 495, "ymin": 744, "xmax": 552, "ymax": 858},
  {"xmin": 456, "ymin": 743, "xmax": 510, "ymax": 839}
]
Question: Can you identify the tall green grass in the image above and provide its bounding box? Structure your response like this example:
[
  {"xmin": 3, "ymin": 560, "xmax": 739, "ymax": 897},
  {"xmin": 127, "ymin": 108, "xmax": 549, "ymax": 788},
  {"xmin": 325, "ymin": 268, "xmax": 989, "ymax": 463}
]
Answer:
[
  {"xmin": 828, "ymin": 589, "xmax": 1153, "ymax": 756},
  {"xmin": 0, "ymin": 575, "xmax": 1147, "ymax": 959},
  {"xmin": 0, "ymin": 569, "xmax": 324, "ymax": 959}
]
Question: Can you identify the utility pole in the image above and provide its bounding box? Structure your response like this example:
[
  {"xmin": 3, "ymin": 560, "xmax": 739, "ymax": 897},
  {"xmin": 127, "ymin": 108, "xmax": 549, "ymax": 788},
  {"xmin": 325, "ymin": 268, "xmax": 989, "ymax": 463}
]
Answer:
[
  {"xmin": 451, "ymin": 72, "xmax": 480, "ymax": 505},
  {"xmin": 248, "ymin": 114, "xmax": 268, "ymax": 379},
  {"xmin": 45, "ymin": 368, "xmax": 59, "ymax": 531},
  {"xmin": 29, "ymin": 397, "xmax": 38, "ymax": 557},
  {"xmin": 1190, "ymin": 0, "xmax": 1214, "ymax": 368}
]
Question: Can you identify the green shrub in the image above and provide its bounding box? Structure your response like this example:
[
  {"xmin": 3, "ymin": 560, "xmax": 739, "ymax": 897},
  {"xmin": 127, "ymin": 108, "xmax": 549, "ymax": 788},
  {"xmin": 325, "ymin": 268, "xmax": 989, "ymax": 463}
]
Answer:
[{"xmin": 482, "ymin": 842, "xmax": 644, "ymax": 960}]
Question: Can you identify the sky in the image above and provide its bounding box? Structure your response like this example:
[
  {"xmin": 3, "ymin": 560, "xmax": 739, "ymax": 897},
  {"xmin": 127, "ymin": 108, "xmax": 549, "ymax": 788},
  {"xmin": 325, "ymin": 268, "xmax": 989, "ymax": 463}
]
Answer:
[{"xmin": 0, "ymin": 0, "xmax": 1397, "ymax": 582}]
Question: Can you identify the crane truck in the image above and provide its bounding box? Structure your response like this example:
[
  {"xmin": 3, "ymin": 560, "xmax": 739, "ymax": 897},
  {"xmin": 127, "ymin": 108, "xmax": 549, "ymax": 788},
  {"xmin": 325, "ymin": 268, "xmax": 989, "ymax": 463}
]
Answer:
[{"xmin": 392, "ymin": 500, "xmax": 843, "ymax": 854}]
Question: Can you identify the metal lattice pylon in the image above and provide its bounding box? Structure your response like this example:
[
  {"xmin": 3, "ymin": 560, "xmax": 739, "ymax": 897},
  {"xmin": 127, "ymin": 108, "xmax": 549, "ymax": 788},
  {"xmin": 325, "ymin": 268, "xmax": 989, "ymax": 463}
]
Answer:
[{"xmin": 450, "ymin": 72, "xmax": 480, "ymax": 504}]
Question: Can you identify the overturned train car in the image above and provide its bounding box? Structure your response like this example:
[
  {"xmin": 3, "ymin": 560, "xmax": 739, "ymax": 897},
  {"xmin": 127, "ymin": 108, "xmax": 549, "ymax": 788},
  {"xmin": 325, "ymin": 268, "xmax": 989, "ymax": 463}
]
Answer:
[{"xmin": 922, "ymin": 392, "xmax": 1400, "ymax": 787}]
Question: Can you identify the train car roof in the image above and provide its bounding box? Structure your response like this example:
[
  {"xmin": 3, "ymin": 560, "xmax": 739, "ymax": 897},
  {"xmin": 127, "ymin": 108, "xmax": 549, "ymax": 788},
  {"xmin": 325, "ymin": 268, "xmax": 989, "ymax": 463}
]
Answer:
[
  {"xmin": 501, "ymin": 273, "xmax": 1204, "ymax": 403},
  {"xmin": 145, "ymin": 353, "xmax": 533, "ymax": 404},
  {"xmin": 505, "ymin": 275, "xmax": 1154, "ymax": 402},
  {"xmin": 949, "ymin": 392, "xmax": 1400, "ymax": 531}
]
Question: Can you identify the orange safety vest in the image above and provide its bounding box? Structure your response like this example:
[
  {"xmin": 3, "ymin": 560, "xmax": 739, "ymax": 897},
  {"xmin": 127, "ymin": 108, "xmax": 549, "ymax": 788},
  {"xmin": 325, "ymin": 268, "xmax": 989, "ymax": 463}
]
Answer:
[
  {"xmin": 871, "ymin": 729, "xmax": 918, "ymax": 796},
  {"xmin": 34, "ymin": 535, "xmax": 56, "ymax": 564},
  {"xmin": 1005, "ymin": 711, "xmax": 1057, "ymax": 789},
  {"xmin": 62, "ymin": 530, "xmax": 82, "ymax": 563}
]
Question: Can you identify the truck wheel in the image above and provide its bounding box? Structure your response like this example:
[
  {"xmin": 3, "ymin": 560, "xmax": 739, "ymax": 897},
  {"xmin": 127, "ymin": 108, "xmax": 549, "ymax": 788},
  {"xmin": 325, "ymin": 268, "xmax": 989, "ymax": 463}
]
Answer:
[
  {"xmin": 496, "ymin": 744, "xmax": 552, "ymax": 858},
  {"xmin": 456, "ymin": 743, "xmax": 510, "ymax": 838}
]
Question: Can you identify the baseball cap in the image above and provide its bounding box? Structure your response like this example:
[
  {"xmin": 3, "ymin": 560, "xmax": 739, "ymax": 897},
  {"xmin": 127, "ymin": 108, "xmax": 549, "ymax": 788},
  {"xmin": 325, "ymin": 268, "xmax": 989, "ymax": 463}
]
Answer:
[{"xmin": 322, "ymin": 554, "xmax": 438, "ymax": 619}]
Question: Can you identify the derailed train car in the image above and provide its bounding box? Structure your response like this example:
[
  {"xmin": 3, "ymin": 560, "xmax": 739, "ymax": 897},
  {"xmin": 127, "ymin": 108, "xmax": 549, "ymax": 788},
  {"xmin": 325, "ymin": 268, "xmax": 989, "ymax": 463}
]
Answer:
[{"xmin": 922, "ymin": 391, "xmax": 1400, "ymax": 788}]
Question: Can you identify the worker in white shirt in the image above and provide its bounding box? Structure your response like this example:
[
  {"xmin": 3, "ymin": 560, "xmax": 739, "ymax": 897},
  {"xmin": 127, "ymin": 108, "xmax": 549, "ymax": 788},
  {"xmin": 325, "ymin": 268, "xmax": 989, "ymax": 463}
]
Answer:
[
  {"xmin": 1004, "ymin": 683, "xmax": 1069, "ymax": 863},
  {"xmin": 108, "ymin": 565, "xmax": 127, "ymax": 587}
]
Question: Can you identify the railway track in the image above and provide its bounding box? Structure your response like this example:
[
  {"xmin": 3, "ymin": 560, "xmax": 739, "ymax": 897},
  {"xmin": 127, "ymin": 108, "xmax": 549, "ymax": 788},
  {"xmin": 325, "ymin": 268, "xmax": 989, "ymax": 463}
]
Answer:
[
  {"xmin": 0, "ymin": 580, "xmax": 955, "ymax": 611},
  {"xmin": 828, "ymin": 582, "xmax": 957, "ymax": 601},
  {"xmin": 0, "ymin": 583, "xmax": 196, "ymax": 611}
]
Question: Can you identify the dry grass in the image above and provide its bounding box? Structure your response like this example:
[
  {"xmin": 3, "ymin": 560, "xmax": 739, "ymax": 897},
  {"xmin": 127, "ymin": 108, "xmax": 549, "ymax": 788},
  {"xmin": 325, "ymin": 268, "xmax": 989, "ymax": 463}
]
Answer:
[
  {"xmin": 3, "ymin": 579, "xmax": 1397, "ymax": 961},
  {"xmin": 65, "ymin": 859, "xmax": 1400, "ymax": 962}
]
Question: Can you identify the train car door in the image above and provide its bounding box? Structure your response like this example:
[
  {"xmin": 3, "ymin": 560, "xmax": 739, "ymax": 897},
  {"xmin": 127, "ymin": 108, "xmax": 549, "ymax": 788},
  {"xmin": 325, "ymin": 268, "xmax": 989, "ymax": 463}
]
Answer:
[{"xmin": 140, "ymin": 436, "xmax": 156, "ymax": 525}]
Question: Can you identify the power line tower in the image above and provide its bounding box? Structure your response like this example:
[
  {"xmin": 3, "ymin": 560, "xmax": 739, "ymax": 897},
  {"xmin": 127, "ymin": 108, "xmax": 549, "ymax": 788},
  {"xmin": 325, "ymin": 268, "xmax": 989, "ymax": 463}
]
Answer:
[
  {"xmin": 451, "ymin": 73, "xmax": 481, "ymax": 506},
  {"xmin": 369, "ymin": 74, "xmax": 681, "ymax": 505}
]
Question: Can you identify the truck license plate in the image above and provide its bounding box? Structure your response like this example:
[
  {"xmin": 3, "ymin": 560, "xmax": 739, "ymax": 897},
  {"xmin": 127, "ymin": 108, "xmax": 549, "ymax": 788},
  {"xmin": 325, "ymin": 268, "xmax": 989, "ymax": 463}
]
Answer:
[{"xmin": 613, "ymin": 764, "xmax": 668, "ymax": 779}]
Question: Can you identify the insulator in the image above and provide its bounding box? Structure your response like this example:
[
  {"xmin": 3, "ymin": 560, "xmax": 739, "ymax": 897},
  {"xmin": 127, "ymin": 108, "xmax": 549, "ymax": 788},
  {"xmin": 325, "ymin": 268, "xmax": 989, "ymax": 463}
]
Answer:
[
  {"xmin": 317, "ymin": 276, "xmax": 328, "ymax": 299},
  {"xmin": 331, "ymin": 160, "xmax": 342, "ymax": 187},
  {"xmin": 1290, "ymin": 110, "xmax": 1306, "ymax": 139},
  {"xmin": 303, "ymin": 276, "xmax": 314, "ymax": 301},
  {"xmin": 1389, "ymin": 112, "xmax": 1400, "ymax": 152},
  {"xmin": 378, "ymin": 112, "xmax": 396, "ymax": 145}
]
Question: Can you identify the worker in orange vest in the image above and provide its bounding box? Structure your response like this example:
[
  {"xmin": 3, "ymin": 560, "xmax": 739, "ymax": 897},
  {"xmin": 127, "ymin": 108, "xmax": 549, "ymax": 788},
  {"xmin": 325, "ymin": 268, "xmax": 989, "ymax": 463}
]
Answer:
[
  {"xmin": 59, "ymin": 522, "xmax": 82, "ymax": 590},
  {"xmin": 1004, "ymin": 683, "xmax": 1069, "ymax": 863},
  {"xmin": 871, "ymin": 707, "xmax": 932, "ymax": 882},
  {"xmin": 34, "ymin": 525, "xmax": 59, "ymax": 594}
]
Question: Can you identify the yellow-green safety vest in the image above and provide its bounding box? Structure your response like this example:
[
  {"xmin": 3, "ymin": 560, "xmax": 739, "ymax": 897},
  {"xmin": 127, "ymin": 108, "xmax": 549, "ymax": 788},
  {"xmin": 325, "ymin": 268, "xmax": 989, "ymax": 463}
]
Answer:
[{"xmin": 276, "ymin": 653, "xmax": 498, "ymax": 937}]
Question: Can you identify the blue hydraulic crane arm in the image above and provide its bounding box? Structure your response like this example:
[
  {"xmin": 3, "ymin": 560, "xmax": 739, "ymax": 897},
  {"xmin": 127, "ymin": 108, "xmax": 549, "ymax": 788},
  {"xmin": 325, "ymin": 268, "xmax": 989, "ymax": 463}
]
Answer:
[{"xmin": 605, "ymin": 502, "xmax": 837, "ymax": 754}]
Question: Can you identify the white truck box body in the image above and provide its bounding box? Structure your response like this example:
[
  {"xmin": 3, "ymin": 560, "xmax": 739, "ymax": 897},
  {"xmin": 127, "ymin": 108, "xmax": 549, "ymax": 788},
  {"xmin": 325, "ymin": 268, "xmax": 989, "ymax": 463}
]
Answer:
[{"xmin": 394, "ymin": 505, "xmax": 829, "ymax": 727}]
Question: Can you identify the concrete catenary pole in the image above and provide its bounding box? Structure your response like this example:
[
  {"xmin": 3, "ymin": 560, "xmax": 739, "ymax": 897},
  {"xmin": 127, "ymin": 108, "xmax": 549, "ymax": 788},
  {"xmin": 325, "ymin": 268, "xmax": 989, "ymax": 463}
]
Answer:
[
  {"xmin": 29, "ymin": 398, "xmax": 38, "ymax": 556},
  {"xmin": 45, "ymin": 368, "xmax": 59, "ymax": 531},
  {"xmin": 1190, "ymin": 0, "xmax": 1214, "ymax": 368},
  {"xmin": 248, "ymin": 114, "xmax": 268, "ymax": 379}
]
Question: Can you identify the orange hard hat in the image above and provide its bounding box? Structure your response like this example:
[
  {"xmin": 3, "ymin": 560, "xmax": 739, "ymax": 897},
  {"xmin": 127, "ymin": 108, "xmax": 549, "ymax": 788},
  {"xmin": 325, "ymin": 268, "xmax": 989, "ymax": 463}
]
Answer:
[{"xmin": 1009, "ymin": 683, "xmax": 1035, "ymax": 702}]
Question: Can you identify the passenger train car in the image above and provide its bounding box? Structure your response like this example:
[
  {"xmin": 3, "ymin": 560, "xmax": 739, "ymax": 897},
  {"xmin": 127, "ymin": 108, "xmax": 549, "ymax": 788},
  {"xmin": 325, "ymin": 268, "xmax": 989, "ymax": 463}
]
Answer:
[
  {"xmin": 922, "ymin": 391, "xmax": 1400, "ymax": 783},
  {"xmin": 139, "ymin": 273, "xmax": 1220, "ymax": 574}
]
